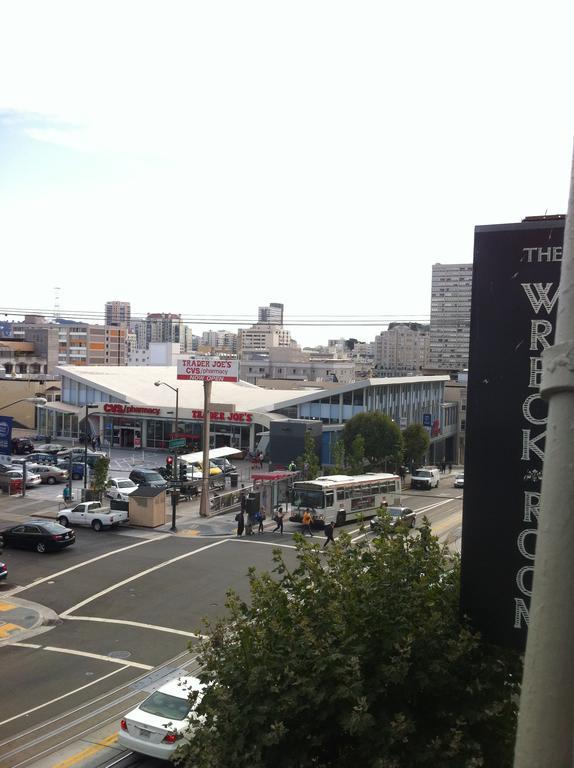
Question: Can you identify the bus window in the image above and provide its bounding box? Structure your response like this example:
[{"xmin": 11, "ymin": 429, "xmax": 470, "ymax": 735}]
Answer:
[
  {"xmin": 292, "ymin": 488, "xmax": 325, "ymax": 509},
  {"xmin": 325, "ymin": 492, "xmax": 334, "ymax": 508}
]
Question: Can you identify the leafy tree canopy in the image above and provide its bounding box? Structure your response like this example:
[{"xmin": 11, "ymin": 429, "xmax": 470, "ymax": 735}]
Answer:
[
  {"xmin": 175, "ymin": 522, "xmax": 521, "ymax": 768},
  {"xmin": 402, "ymin": 423, "xmax": 430, "ymax": 464},
  {"xmin": 342, "ymin": 412, "xmax": 403, "ymax": 467},
  {"xmin": 297, "ymin": 429, "xmax": 321, "ymax": 479}
]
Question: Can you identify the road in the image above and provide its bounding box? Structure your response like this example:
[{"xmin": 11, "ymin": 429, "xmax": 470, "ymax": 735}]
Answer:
[{"xmin": 0, "ymin": 474, "xmax": 462, "ymax": 768}]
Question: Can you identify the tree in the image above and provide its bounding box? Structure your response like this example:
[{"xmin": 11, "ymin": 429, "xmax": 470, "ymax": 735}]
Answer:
[
  {"xmin": 402, "ymin": 423, "xmax": 430, "ymax": 466},
  {"xmin": 342, "ymin": 412, "xmax": 403, "ymax": 468},
  {"xmin": 331, "ymin": 437, "xmax": 346, "ymax": 474},
  {"xmin": 175, "ymin": 524, "xmax": 521, "ymax": 768},
  {"xmin": 348, "ymin": 434, "xmax": 365, "ymax": 475},
  {"xmin": 297, "ymin": 429, "xmax": 321, "ymax": 480},
  {"xmin": 90, "ymin": 456, "xmax": 110, "ymax": 499}
]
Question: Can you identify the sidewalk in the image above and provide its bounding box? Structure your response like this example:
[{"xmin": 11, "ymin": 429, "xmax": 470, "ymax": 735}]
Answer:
[{"xmin": 0, "ymin": 595, "xmax": 59, "ymax": 646}]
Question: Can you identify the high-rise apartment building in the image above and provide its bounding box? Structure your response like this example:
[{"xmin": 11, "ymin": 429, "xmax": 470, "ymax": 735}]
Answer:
[
  {"xmin": 257, "ymin": 302, "xmax": 284, "ymax": 325},
  {"xmin": 130, "ymin": 314, "xmax": 192, "ymax": 353},
  {"xmin": 238, "ymin": 324, "xmax": 296, "ymax": 354},
  {"xmin": 21, "ymin": 322, "xmax": 127, "ymax": 371},
  {"xmin": 429, "ymin": 263, "xmax": 473, "ymax": 371},
  {"xmin": 105, "ymin": 301, "xmax": 131, "ymax": 326},
  {"xmin": 374, "ymin": 323, "xmax": 430, "ymax": 376}
]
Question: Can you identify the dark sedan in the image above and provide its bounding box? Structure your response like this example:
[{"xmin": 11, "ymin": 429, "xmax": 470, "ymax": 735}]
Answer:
[{"xmin": 0, "ymin": 521, "xmax": 76, "ymax": 554}]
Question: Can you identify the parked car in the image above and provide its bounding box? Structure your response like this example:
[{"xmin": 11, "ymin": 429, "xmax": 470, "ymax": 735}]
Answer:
[
  {"xmin": 27, "ymin": 463, "xmax": 69, "ymax": 484},
  {"xmin": 57, "ymin": 447, "xmax": 101, "ymax": 459},
  {"xmin": 0, "ymin": 468, "xmax": 42, "ymax": 488},
  {"xmin": 129, "ymin": 468, "xmax": 168, "ymax": 490},
  {"xmin": 370, "ymin": 506, "xmax": 417, "ymax": 531},
  {"xmin": 0, "ymin": 521, "xmax": 75, "ymax": 553},
  {"xmin": 454, "ymin": 474, "xmax": 464, "ymax": 488},
  {"xmin": 107, "ymin": 478, "xmax": 138, "ymax": 501},
  {"xmin": 11, "ymin": 437, "xmax": 34, "ymax": 455},
  {"xmin": 211, "ymin": 457, "xmax": 237, "ymax": 474},
  {"xmin": 118, "ymin": 675, "xmax": 204, "ymax": 759},
  {"xmin": 34, "ymin": 443, "xmax": 67, "ymax": 454},
  {"xmin": 57, "ymin": 501, "xmax": 128, "ymax": 531},
  {"xmin": 0, "ymin": 560, "xmax": 7, "ymax": 580},
  {"xmin": 19, "ymin": 452, "xmax": 59, "ymax": 465},
  {"xmin": 56, "ymin": 459, "xmax": 84, "ymax": 480}
]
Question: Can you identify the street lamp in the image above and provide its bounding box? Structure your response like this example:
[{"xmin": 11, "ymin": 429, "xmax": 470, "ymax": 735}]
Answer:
[
  {"xmin": 0, "ymin": 396, "xmax": 48, "ymax": 412},
  {"xmin": 83, "ymin": 404, "xmax": 98, "ymax": 490},
  {"xmin": 155, "ymin": 381, "xmax": 179, "ymax": 532}
]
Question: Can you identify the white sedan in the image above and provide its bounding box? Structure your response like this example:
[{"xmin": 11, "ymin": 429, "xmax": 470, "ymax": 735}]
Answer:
[
  {"xmin": 2, "ymin": 468, "xmax": 42, "ymax": 487},
  {"xmin": 118, "ymin": 675, "xmax": 204, "ymax": 759},
  {"xmin": 454, "ymin": 474, "xmax": 464, "ymax": 488},
  {"xmin": 106, "ymin": 478, "xmax": 138, "ymax": 501}
]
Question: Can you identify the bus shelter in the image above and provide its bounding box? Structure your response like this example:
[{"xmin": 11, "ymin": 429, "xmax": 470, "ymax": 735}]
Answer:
[{"xmin": 251, "ymin": 471, "xmax": 299, "ymax": 518}]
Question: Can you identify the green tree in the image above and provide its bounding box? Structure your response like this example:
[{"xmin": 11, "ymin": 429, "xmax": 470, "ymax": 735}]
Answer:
[
  {"xmin": 90, "ymin": 456, "xmax": 110, "ymax": 499},
  {"xmin": 348, "ymin": 434, "xmax": 365, "ymax": 475},
  {"xmin": 342, "ymin": 412, "xmax": 403, "ymax": 469},
  {"xmin": 297, "ymin": 429, "xmax": 321, "ymax": 480},
  {"xmin": 332, "ymin": 437, "xmax": 346, "ymax": 474},
  {"xmin": 175, "ymin": 526, "xmax": 521, "ymax": 768},
  {"xmin": 402, "ymin": 423, "xmax": 430, "ymax": 465}
]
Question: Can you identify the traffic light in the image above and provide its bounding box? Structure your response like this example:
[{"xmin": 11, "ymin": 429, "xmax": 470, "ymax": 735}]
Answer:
[
  {"xmin": 179, "ymin": 462, "xmax": 187, "ymax": 481},
  {"xmin": 165, "ymin": 455, "xmax": 174, "ymax": 479}
]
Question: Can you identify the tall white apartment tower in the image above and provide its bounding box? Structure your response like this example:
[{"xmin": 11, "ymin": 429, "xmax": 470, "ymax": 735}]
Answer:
[
  {"xmin": 429, "ymin": 263, "xmax": 473, "ymax": 371},
  {"xmin": 105, "ymin": 301, "xmax": 131, "ymax": 327}
]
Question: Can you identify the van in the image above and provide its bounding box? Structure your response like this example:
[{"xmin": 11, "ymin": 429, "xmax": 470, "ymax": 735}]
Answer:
[{"xmin": 410, "ymin": 466, "xmax": 440, "ymax": 490}]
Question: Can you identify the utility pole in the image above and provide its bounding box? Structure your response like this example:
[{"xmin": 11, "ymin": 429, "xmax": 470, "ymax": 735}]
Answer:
[
  {"xmin": 514, "ymin": 152, "xmax": 574, "ymax": 766},
  {"xmin": 199, "ymin": 380, "xmax": 212, "ymax": 517}
]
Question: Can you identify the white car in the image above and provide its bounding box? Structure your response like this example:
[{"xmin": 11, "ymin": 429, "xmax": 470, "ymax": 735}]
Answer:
[
  {"xmin": 118, "ymin": 675, "xmax": 204, "ymax": 759},
  {"xmin": 1, "ymin": 468, "xmax": 42, "ymax": 487},
  {"xmin": 454, "ymin": 474, "xmax": 464, "ymax": 488},
  {"xmin": 106, "ymin": 477, "xmax": 138, "ymax": 501}
]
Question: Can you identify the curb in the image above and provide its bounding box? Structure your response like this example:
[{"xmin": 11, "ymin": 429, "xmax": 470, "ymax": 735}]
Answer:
[{"xmin": 0, "ymin": 596, "xmax": 60, "ymax": 647}]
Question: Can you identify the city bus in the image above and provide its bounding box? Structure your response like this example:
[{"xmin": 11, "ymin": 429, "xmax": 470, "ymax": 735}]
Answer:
[{"xmin": 289, "ymin": 473, "xmax": 401, "ymax": 527}]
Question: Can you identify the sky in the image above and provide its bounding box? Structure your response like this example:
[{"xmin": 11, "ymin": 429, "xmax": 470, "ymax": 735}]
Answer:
[{"xmin": 0, "ymin": 0, "xmax": 573, "ymax": 347}]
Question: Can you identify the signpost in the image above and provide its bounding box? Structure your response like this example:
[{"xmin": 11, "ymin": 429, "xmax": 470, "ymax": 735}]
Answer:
[
  {"xmin": 177, "ymin": 358, "xmax": 239, "ymax": 516},
  {"xmin": 168, "ymin": 438, "xmax": 186, "ymax": 450},
  {"xmin": 461, "ymin": 216, "xmax": 564, "ymax": 650}
]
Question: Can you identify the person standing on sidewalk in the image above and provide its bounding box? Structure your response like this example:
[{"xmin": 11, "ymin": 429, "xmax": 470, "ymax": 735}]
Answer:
[
  {"xmin": 272, "ymin": 507, "xmax": 284, "ymax": 534},
  {"xmin": 235, "ymin": 509, "xmax": 245, "ymax": 537},
  {"xmin": 257, "ymin": 508, "xmax": 265, "ymax": 534},
  {"xmin": 323, "ymin": 521, "xmax": 335, "ymax": 548}
]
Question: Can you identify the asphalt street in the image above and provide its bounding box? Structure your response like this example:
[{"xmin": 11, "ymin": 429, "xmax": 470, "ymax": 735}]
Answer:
[{"xmin": 0, "ymin": 467, "xmax": 463, "ymax": 768}]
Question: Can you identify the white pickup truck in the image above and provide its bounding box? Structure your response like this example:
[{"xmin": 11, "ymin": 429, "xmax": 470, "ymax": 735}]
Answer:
[{"xmin": 57, "ymin": 501, "xmax": 129, "ymax": 531}]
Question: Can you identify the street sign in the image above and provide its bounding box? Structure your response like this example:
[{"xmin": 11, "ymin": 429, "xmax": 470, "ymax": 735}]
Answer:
[
  {"xmin": 0, "ymin": 416, "xmax": 13, "ymax": 455},
  {"xmin": 177, "ymin": 357, "xmax": 239, "ymax": 382},
  {"xmin": 422, "ymin": 413, "xmax": 432, "ymax": 427},
  {"xmin": 169, "ymin": 438, "xmax": 187, "ymax": 449}
]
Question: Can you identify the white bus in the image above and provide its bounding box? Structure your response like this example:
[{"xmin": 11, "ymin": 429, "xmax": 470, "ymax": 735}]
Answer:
[{"xmin": 289, "ymin": 473, "xmax": 401, "ymax": 527}]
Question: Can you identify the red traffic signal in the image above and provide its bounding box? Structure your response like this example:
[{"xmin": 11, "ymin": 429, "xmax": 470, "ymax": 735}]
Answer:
[{"xmin": 166, "ymin": 456, "xmax": 174, "ymax": 466}]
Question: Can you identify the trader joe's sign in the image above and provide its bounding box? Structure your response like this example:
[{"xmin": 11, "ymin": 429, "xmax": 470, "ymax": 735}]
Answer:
[
  {"xmin": 461, "ymin": 217, "xmax": 564, "ymax": 650},
  {"xmin": 177, "ymin": 358, "xmax": 239, "ymax": 382}
]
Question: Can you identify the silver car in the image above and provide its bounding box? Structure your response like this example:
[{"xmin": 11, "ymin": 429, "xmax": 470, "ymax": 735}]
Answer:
[
  {"xmin": 27, "ymin": 463, "xmax": 69, "ymax": 484},
  {"xmin": 370, "ymin": 506, "xmax": 416, "ymax": 531}
]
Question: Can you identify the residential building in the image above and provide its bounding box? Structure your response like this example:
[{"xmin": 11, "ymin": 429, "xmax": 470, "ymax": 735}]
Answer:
[
  {"xmin": 238, "ymin": 323, "xmax": 297, "ymax": 354},
  {"xmin": 0, "ymin": 339, "xmax": 48, "ymax": 375},
  {"xmin": 130, "ymin": 314, "xmax": 192, "ymax": 354},
  {"xmin": 105, "ymin": 301, "xmax": 131, "ymax": 326},
  {"xmin": 258, "ymin": 302, "xmax": 284, "ymax": 325},
  {"xmin": 429, "ymin": 263, "xmax": 473, "ymax": 371},
  {"xmin": 200, "ymin": 330, "xmax": 238, "ymax": 354},
  {"xmin": 445, "ymin": 373, "xmax": 467, "ymax": 464},
  {"xmin": 374, "ymin": 323, "xmax": 430, "ymax": 377}
]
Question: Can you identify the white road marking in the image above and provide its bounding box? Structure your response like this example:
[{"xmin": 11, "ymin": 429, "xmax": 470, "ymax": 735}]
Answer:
[
  {"xmin": 43, "ymin": 646, "xmax": 152, "ymax": 670},
  {"xmin": 61, "ymin": 539, "xmax": 228, "ymax": 617},
  {"xmin": 231, "ymin": 538, "xmax": 297, "ymax": 550},
  {"xmin": 0, "ymin": 666, "xmax": 124, "ymax": 727},
  {"xmin": 63, "ymin": 615, "xmax": 208, "ymax": 639},
  {"xmin": 4, "ymin": 535, "xmax": 172, "ymax": 596},
  {"xmin": 8, "ymin": 642, "xmax": 42, "ymax": 649}
]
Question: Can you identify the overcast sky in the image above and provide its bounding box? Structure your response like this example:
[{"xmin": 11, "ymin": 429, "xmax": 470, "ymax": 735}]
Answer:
[{"xmin": 0, "ymin": 0, "xmax": 572, "ymax": 347}]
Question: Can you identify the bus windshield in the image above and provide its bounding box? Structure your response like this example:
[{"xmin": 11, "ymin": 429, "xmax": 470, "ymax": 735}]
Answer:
[{"xmin": 292, "ymin": 488, "xmax": 324, "ymax": 509}]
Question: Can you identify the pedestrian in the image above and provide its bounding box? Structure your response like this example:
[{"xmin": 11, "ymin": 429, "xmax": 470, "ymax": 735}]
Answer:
[
  {"xmin": 95, "ymin": 435, "xmax": 101, "ymax": 451},
  {"xmin": 257, "ymin": 452, "xmax": 264, "ymax": 469},
  {"xmin": 235, "ymin": 509, "xmax": 245, "ymax": 537},
  {"xmin": 302, "ymin": 508, "xmax": 313, "ymax": 536},
  {"xmin": 448, "ymin": 462, "xmax": 452, "ymax": 473},
  {"xmin": 63, "ymin": 485, "xmax": 71, "ymax": 504},
  {"xmin": 257, "ymin": 508, "xmax": 265, "ymax": 534},
  {"xmin": 323, "ymin": 521, "xmax": 335, "ymax": 548},
  {"xmin": 240, "ymin": 485, "xmax": 247, "ymax": 513},
  {"xmin": 246, "ymin": 509, "xmax": 254, "ymax": 536},
  {"xmin": 288, "ymin": 460, "xmax": 296, "ymax": 472},
  {"xmin": 272, "ymin": 507, "xmax": 284, "ymax": 534}
]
